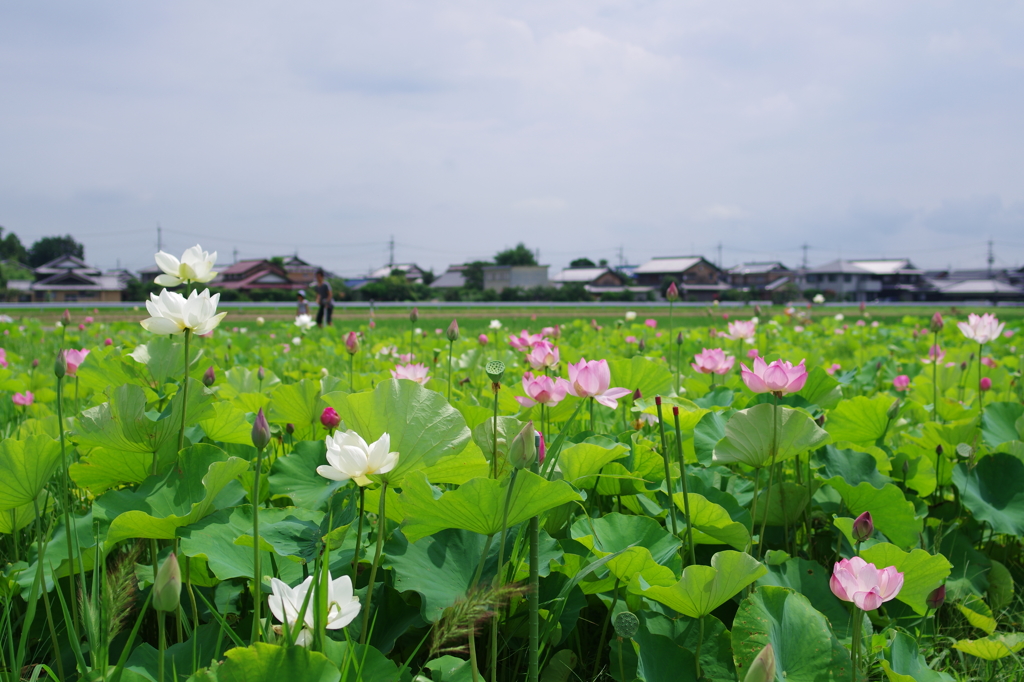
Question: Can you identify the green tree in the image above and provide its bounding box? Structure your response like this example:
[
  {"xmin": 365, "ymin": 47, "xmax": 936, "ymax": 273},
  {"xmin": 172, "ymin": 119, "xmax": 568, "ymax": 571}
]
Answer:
[
  {"xmin": 461, "ymin": 261, "xmax": 491, "ymax": 290},
  {"xmin": 570, "ymin": 257, "xmax": 596, "ymax": 268},
  {"xmin": 494, "ymin": 243, "xmax": 537, "ymax": 266},
  {"xmin": 0, "ymin": 227, "xmax": 28, "ymax": 263},
  {"xmin": 27, "ymin": 235, "xmax": 85, "ymax": 267}
]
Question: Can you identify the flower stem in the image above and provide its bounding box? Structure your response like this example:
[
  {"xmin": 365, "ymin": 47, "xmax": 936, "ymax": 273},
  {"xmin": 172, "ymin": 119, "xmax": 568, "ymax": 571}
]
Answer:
[
  {"xmin": 251, "ymin": 442, "xmax": 265, "ymax": 643},
  {"xmin": 978, "ymin": 341, "xmax": 985, "ymax": 413},
  {"xmin": 528, "ymin": 513, "xmax": 540, "ymax": 682},
  {"xmin": 158, "ymin": 610, "xmax": 167, "ymax": 682},
  {"xmin": 850, "ymin": 608, "xmax": 864, "ymax": 682},
  {"xmin": 352, "ymin": 486, "xmax": 365, "ymax": 583},
  {"xmin": 757, "ymin": 396, "xmax": 780, "ymax": 560},
  {"xmin": 447, "ymin": 341, "xmax": 454, "ymax": 402},
  {"xmin": 491, "ymin": 469, "xmax": 519, "ymax": 682},
  {"xmin": 349, "ymin": 353, "xmax": 355, "ymax": 392},
  {"xmin": 55, "ymin": 373, "xmax": 80, "ymax": 636},
  {"xmin": 932, "ymin": 331, "xmax": 940, "ymax": 422},
  {"xmin": 492, "ymin": 385, "xmax": 501, "ymax": 479},
  {"xmin": 694, "ymin": 615, "xmax": 704, "ymax": 680},
  {"xmin": 672, "ymin": 409, "xmax": 695, "ymax": 566},
  {"xmin": 178, "ymin": 329, "xmax": 192, "ymax": 453},
  {"xmin": 655, "ymin": 399, "xmax": 678, "ymax": 536},
  {"xmin": 360, "ymin": 482, "xmax": 388, "ymax": 645}
]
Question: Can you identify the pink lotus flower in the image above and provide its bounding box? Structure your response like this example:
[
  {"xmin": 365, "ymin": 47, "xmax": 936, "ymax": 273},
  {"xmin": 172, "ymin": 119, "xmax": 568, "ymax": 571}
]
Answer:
[
  {"xmin": 830, "ymin": 557, "xmax": 904, "ymax": 611},
  {"xmin": 1004, "ymin": 330, "xmax": 1015, "ymax": 338},
  {"xmin": 391, "ymin": 363, "xmax": 430, "ymax": 385},
  {"xmin": 12, "ymin": 391, "xmax": 33, "ymax": 406},
  {"xmin": 478, "ymin": 334, "xmax": 488, "ymax": 346},
  {"xmin": 644, "ymin": 319, "xmax": 657, "ymax": 329},
  {"xmin": 526, "ymin": 342, "xmax": 559, "ymax": 370},
  {"xmin": 856, "ymin": 319, "xmax": 865, "ymax": 327},
  {"xmin": 398, "ymin": 353, "xmax": 415, "ymax": 363},
  {"xmin": 537, "ymin": 430, "xmax": 546, "ymax": 463},
  {"xmin": 892, "ymin": 375, "xmax": 910, "ymax": 392},
  {"xmin": 104, "ymin": 338, "xmax": 113, "ymax": 346},
  {"xmin": 980, "ymin": 377, "xmax": 992, "ymax": 391},
  {"xmin": 282, "ymin": 344, "xmax": 290, "ymax": 353},
  {"xmin": 0, "ymin": 348, "xmax": 6, "ymax": 369},
  {"xmin": 84, "ymin": 316, "xmax": 94, "ymax": 324},
  {"xmin": 747, "ymin": 348, "xmax": 760, "ymax": 359},
  {"xmin": 541, "ymin": 326, "xmax": 558, "ymax": 337},
  {"xmin": 725, "ymin": 320, "xmax": 757, "ymax": 341},
  {"xmin": 516, "ymin": 372, "xmax": 571, "ymax": 408},
  {"xmin": 826, "ymin": 363, "xmax": 841, "ymax": 375},
  {"xmin": 369, "ymin": 320, "xmax": 376, "ymax": 329},
  {"xmin": 625, "ymin": 336, "xmax": 639, "ymax": 344},
  {"xmin": 509, "ymin": 330, "xmax": 547, "ymax": 353},
  {"xmin": 78, "ymin": 323, "xmax": 85, "ymax": 331},
  {"xmin": 740, "ymin": 356, "xmax": 808, "ymax": 395},
  {"xmin": 981, "ymin": 357, "xmax": 997, "ymax": 368},
  {"xmin": 921, "ymin": 345, "xmax": 945, "ymax": 364},
  {"xmin": 62, "ymin": 349, "xmax": 90, "ymax": 377},
  {"xmin": 871, "ymin": 321, "xmax": 879, "ymax": 328},
  {"xmin": 566, "ymin": 358, "xmax": 631, "ymax": 408},
  {"xmin": 691, "ymin": 348, "xmax": 735, "ymax": 375},
  {"xmin": 958, "ymin": 313, "xmax": 1005, "ymax": 344}
]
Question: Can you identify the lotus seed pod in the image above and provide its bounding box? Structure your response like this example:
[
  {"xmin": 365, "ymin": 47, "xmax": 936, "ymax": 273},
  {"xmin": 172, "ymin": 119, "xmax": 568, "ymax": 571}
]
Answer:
[
  {"xmin": 485, "ymin": 360, "xmax": 505, "ymax": 384},
  {"xmin": 613, "ymin": 611, "xmax": 639, "ymax": 639}
]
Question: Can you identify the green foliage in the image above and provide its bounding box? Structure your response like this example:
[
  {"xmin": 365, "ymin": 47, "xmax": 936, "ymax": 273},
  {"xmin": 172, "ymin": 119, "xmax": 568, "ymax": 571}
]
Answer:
[
  {"xmin": 494, "ymin": 242, "xmax": 538, "ymax": 266},
  {"xmin": 27, "ymin": 233, "xmax": 85, "ymax": 267}
]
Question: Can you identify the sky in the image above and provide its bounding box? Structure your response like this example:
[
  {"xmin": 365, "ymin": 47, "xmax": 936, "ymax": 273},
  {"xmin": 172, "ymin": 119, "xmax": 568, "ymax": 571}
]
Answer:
[{"xmin": 2, "ymin": 1, "xmax": 1023, "ymax": 278}]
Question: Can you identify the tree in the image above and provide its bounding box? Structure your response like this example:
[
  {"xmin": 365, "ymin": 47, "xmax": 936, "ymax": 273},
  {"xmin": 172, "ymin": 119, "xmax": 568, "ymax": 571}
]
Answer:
[
  {"xmin": 0, "ymin": 227, "xmax": 27, "ymax": 263},
  {"xmin": 494, "ymin": 243, "xmax": 537, "ymax": 266},
  {"xmin": 28, "ymin": 235, "xmax": 84, "ymax": 267},
  {"xmin": 461, "ymin": 261, "xmax": 491, "ymax": 290},
  {"xmin": 570, "ymin": 258, "xmax": 596, "ymax": 268}
]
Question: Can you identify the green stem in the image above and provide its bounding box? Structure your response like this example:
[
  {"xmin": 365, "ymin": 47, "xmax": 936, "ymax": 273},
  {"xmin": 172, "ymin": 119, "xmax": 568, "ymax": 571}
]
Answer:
[
  {"xmin": 655, "ymin": 399, "xmax": 678, "ymax": 537},
  {"xmin": 978, "ymin": 342, "xmax": 985, "ymax": 413},
  {"xmin": 158, "ymin": 611, "xmax": 166, "ymax": 682},
  {"xmin": 472, "ymin": 535, "xmax": 495, "ymax": 589},
  {"xmin": 350, "ymin": 353, "xmax": 355, "ymax": 392},
  {"xmin": 360, "ymin": 482, "xmax": 388, "ymax": 645},
  {"xmin": 447, "ymin": 341, "xmax": 454, "ymax": 402},
  {"xmin": 492, "ymin": 386, "xmax": 501, "ymax": 479},
  {"xmin": 757, "ymin": 396, "xmax": 780, "ymax": 560},
  {"xmin": 672, "ymin": 409, "xmax": 695, "ymax": 566},
  {"xmin": 56, "ymin": 374, "xmax": 80, "ymax": 637},
  {"xmin": 589, "ymin": 397, "xmax": 595, "ymax": 432},
  {"xmin": 932, "ymin": 331, "xmax": 940, "ymax": 422},
  {"xmin": 850, "ymin": 608, "xmax": 864, "ymax": 682},
  {"xmin": 178, "ymin": 329, "xmax": 192, "ymax": 453},
  {"xmin": 694, "ymin": 616, "xmax": 704, "ymax": 680},
  {"xmin": 528, "ymin": 513, "xmax": 540, "ymax": 682},
  {"xmin": 491, "ymin": 469, "xmax": 519, "ymax": 682},
  {"xmin": 592, "ymin": 580, "xmax": 620, "ymax": 680},
  {"xmin": 749, "ymin": 469, "xmax": 761, "ymax": 557},
  {"xmin": 251, "ymin": 443, "xmax": 265, "ymax": 643},
  {"xmin": 34, "ymin": 498, "xmax": 65, "ymax": 682},
  {"xmin": 352, "ymin": 486, "xmax": 365, "ymax": 583}
]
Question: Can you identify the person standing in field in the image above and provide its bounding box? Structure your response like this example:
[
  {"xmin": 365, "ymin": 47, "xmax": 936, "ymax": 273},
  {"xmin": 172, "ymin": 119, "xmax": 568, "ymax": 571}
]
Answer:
[
  {"xmin": 296, "ymin": 289, "xmax": 309, "ymax": 316},
  {"xmin": 314, "ymin": 269, "xmax": 334, "ymax": 328}
]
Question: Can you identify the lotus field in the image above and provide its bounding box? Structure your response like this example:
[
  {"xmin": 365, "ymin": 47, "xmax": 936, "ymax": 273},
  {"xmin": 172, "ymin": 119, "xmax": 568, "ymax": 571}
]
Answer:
[{"xmin": 2, "ymin": 276, "xmax": 1024, "ymax": 681}]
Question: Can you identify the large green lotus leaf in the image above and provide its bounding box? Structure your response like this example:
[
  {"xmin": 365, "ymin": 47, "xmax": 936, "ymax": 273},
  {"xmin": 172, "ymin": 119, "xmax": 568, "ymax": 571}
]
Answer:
[
  {"xmin": 571, "ymin": 512, "xmax": 680, "ymax": 589},
  {"xmin": 732, "ymin": 586, "xmax": 852, "ymax": 682},
  {"xmin": 234, "ymin": 515, "xmax": 325, "ymax": 565},
  {"xmin": 419, "ymin": 442, "xmax": 490, "ymax": 485},
  {"xmin": 757, "ymin": 558, "xmax": 853, "ymax": 639},
  {"xmin": 268, "ymin": 440, "xmax": 341, "ymax": 510},
  {"xmin": 220, "ymin": 366, "xmax": 281, "ymax": 399},
  {"xmin": 636, "ymin": 397, "xmax": 709, "ymax": 432},
  {"xmin": 796, "ymin": 366, "xmax": 843, "ymax": 410},
  {"xmin": 818, "ymin": 445, "xmax": 891, "ymax": 488},
  {"xmin": 129, "ymin": 336, "xmax": 205, "ymax": 387},
  {"xmin": 953, "ymin": 454, "xmax": 1024, "ymax": 536},
  {"xmin": 633, "ymin": 628, "xmax": 699, "ymax": 682},
  {"xmin": 179, "ymin": 506, "xmax": 314, "ymax": 583},
  {"xmin": 0, "ymin": 491, "xmax": 52, "ymax": 534},
  {"xmin": 982, "ymin": 402, "xmax": 1024, "ymax": 447},
  {"xmin": 693, "ymin": 410, "xmax": 728, "ymax": 467},
  {"xmin": 559, "ymin": 441, "xmax": 628, "ymax": 488},
  {"xmin": 673, "ymin": 493, "xmax": 749, "ymax": 550},
  {"xmin": 752, "ymin": 482, "xmax": 810, "ymax": 527},
  {"xmin": 75, "ymin": 380, "xmax": 213, "ymax": 455},
  {"xmin": 0, "ymin": 434, "xmax": 61, "ymax": 511},
  {"xmin": 607, "ymin": 356, "xmax": 674, "ymax": 400},
  {"xmin": 217, "ymin": 642, "xmax": 340, "ymax": 682},
  {"xmin": 70, "ymin": 442, "xmax": 178, "ymax": 495},
  {"xmin": 327, "ymin": 379, "xmax": 471, "ymax": 487},
  {"xmin": 636, "ymin": 611, "xmax": 735, "ymax": 682},
  {"xmin": 96, "ymin": 444, "xmax": 248, "ymax": 547},
  {"xmin": 76, "ymin": 346, "xmax": 149, "ymax": 394},
  {"xmin": 827, "ymin": 479, "xmax": 921, "ymax": 549},
  {"xmin": 987, "ymin": 560, "xmax": 1014, "ymax": 612},
  {"xmin": 596, "ymin": 436, "xmax": 663, "ymax": 496},
  {"xmin": 825, "ymin": 395, "xmax": 892, "ymax": 445},
  {"xmin": 125, "ymin": 624, "xmax": 228, "ymax": 682},
  {"xmin": 398, "ymin": 470, "xmax": 581, "ymax": 543},
  {"xmin": 471, "ymin": 416, "xmax": 526, "ymax": 470},
  {"xmin": 200, "ymin": 401, "xmax": 256, "ymax": 445},
  {"xmin": 890, "ymin": 450, "xmax": 937, "ymax": 499},
  {"xmin": 17, "ymin": 511, "xmax": 101, "ymax": 589},
  {"xmin": 383, "ymin": 528, "xmax": 516, "ymax": 622},
  {"xmin": 957, "ymin": 595, "xmax": 997, "ymax": 634},
  {"xmin": 712, "ymin": 404, "xmax": 829, "ymax": 468},
  {"xmin": 904, "ymin": 419, "xmax": 979, "ymax": 476},
  {"xmin": 323, "ymin": 641, "xmax": 399, "ymax": 682},
  {"xmin": 881, "ymin": 632, "xmax": 955, "ymax": 682},
  {"xmin": 632, "ymin": 550, "xmax": 766, "ymax": 618},
  {"xmin": 270, "ymin": 379, "xmax": 323, "ymax": 433},
  {"xmin": 856, "ymin": 543, "xmax": 951, "ymax": 615},
  {"xmin": 952, "ymin": 633, "xmax": 1024, "ymax": 661}
]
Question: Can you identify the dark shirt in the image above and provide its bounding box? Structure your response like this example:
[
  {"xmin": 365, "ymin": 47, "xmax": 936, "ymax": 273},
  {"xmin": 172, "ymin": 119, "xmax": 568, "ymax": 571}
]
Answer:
[{"xmin": 316, "ymin": 282, "xmax": 333, "ymax": 307}]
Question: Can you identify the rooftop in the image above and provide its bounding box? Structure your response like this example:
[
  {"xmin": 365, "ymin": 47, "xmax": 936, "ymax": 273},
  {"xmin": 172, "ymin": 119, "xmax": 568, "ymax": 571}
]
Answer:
[
  {"xmin": 634, "ymin": 256, "xmax": 703, "ymax": 274},
  {"xmin": 729, "ymin": 261, "xmax": 789, "ymax": 275},
  {"xmin": 550, "ymin": 267, "xmax": 616, "ymax": 283}
]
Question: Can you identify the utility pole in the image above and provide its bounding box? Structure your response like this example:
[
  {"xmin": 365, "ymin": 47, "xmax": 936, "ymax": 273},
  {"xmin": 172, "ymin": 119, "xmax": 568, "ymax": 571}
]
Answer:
[
  {"xmin": 717, "ymin": 242, "xmax": 723, "ymax": 268},
  {"xmin": 157, "ymin": 223, "xmax": 162, "ymax": 252},
  {"xmin": 389, "ymin": 235, "xmax": 395, "ymax": 268},
  {"xmin": 801, "ymin": 243, "xmax": 809, "ymax": 269},
  {"xmin": 233, "ymin": 247, "xmax": 238, "ymax": 264},
  {"xmin": 988, "ymin": 239, "xmax": 994, "ymax": 278},
  {"xmin": 617, "ymin": 245, "xmax": 624, "ymax": 267}
]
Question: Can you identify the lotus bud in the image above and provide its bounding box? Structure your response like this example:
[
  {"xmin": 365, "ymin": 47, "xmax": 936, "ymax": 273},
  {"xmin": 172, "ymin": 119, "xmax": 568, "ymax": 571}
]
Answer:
[
  {"xmin": 666, "ymin": 282, "xmax": 679, "ymax": 302},
  {"xmin": 410, "ymin": 307, "xmax": 419, "ymax": 323},
  {"xmin": 320, "ymin": 367, "xmax": 329, "ymax": 378},
  {"xmin": 202, "ymin": 366, "xmax": 216, "ymax": 387},
  {"xmin": 62, "ymin": 309, "xmax": 72, "ymax": 325},
  {"xmin": 104, "ymin": 338, "xmax": 113, "ymax": 346},
  {"xmin": 537, "ymin": 431, "xmax": 546, "ymax": 464},
  {"xmin": 54, "ymin": 350, "xmax": 66, "ymax": 379},
  {"xmin": 754, "ymin": 304, "xmax": 763, "ymax": 317},
  {"xmin": 446, "ymin": 319, "xmax": 460, "ymax": 342},
  {"xmin": 852, "ymin": 511, "xmax": 874, "ymax": 542},
  {"xmin": 251, "ymin": 408, "xmax": 271, "ymax": 451},
  {"xmin": 980, "ymin": 377, "xmax": 992, "ymax": 391},
  {"xmin": 153, "ymin": 553, "xmax": 182, "ymax": 613},
  {"xmin": 32, "ymin": 358, "xmax": 39, "ymax": 368},
  {"xmin": 633, "ymin": 388, "xmax": 642, "ymax": 401},
  {"xmin": 478, "ymin": 333, "xmax": 489, "ymax": 346},
  {"xmin": 926, "ymin": 584, "xmax": 946, "ymax": 610},
  {"xmin": 887, "ymin": 399, "xmax": 900, "ymax": 420},
  {"xmin": 257, "ymin": 366, "xmax": 265, "ymax": 381},
  {"xmin": 960, "ymin": 361, "xmax": 968, "ymax": 371},
  {"xmin": 935, "ymin": 444, "xmax": 943, "ymax": 456},
  {"xmin": 676, "ymin": 331, "xmax": 684, "ymax": 345},
  {"xmin": 345, "ymin": 331, "xmax": 360, "ymax": 355},
  {"xmin": 744, "ymin": 644, "xmax": 776, "ymax": 682},
  {"xmin": 902, "ymin": 459, "xmax": 909, "ymax": 475},
  {"xmin": 320, "ymin": 406, "xmax": 341, "ymax": 431},
  {"xmin": 613, "ymin": 611, "xmax": 639, "ymax": 639},
  {"xmin": 509, "ymin": 421, "xmax": 537, "ymax": 469},
  {"xmin": 637, "ymin": 338, "xmax": 646, "ymax": 352},
  {"xmin": 485, "ymin": 360, "xmax": 505, "ymax": 385},
  {"xmin": 930, "ymin": 312, "xmax": 944, "ymax": 333},
  {"xmin": 256, "ymin": 316, "xmax": 265, "ymax": 326},
  {"xmin": 285, "ymin": 423, "xmax": 295, "ymax": 435}
]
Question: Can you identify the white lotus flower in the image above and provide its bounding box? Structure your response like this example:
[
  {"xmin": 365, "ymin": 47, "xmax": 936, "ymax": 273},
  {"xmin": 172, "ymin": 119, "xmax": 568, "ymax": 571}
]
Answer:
[
  {"xmin": 154, "ymin": 245, "xmax": 218, "ymax": 287},
  {"xmin": 317, "ymin": 430, "xmax": 399, "ymax": 486},
  {"xmin": 812, "ymin": 294, "xmax": 825, "ymax": 304},
  {"xmin": 139, "ymin": 289, "xmax": 227, "ymax": 336},
  {"xmin": 489, "ymin": 319, "xmax": 502, "ymax": 329},
  {"xmin": 295, "ymin": 314, "xmax": 315, "ymax": 331},
  {"xmin": 268, "ymin": 572, "xmax": 360, "ymax": 646}
]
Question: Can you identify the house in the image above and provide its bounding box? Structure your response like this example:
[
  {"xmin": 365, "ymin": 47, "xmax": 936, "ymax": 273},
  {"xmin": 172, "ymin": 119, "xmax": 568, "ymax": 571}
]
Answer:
[
  {"xmin": 279, "ymin": 255, "xmax": 323, "ymax": 288},
  {"xmin": 798, "ymin": 258, "xmax": 928, "ymax": 302},
  {"xmin": 369, "ymin": 263, "xmax": 426, "ymax": 284},
  {"xmin": 430, "ymin": 264, "xmax": 468, "ymax": 290},
  {"xmin": 483, "ymin": 265, "xmax": 549, "ymax": 293},
  {"xmin": 4, "ymin": 255, "xmax": 127, "ymax": 302},
  {"xmin": 632, "ymin": 256, "xmax": 729, "ymax": 300},
  {"xmin": 550, "ymin": 267, "xmax": 625, "ymax": 288},
  {"xmin": 728, "ymin": 262, "xmax": 791, "ymax": 293},
  {"xmin": 929, "ymin": 279, "xmax": 1024, "ymax": 301},
  {"xmin": 212, "ymin": 259, "xmax": 295, "ymax": 292}
]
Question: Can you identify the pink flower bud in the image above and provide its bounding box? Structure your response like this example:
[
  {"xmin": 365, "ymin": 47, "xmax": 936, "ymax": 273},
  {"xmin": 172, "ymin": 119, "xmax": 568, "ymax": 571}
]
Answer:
[
  {"xmin": 104, "ymin": 338, "xmax": 113, "ymax": 346},
  {"xmin": 929, "ymin": 312, "xmax": 944, "ymax": 333},
  {"xmin": 852, "ymin": 511, "xmax": 873, "ymax": 542},
  {"xmin": 62, "ymin": 309, "xmax": 72, "ymax": 325},
  {"xmin": 320, "ymin": 406, "xmax": 341, "ymax": 431},
  {"xmin": 925, "ymin": 584, "xmax": 946, "ymax": 610},
  {"xmin": 251, "ymin": 408, "xmax": 271, "ymax": 451},
  {"xmin": 666, "ymin": 282, "xmax": 679, "ymax": 302},
  {"xmin": 892, "ymin": 375, "xmax": 910, "ymax": 392},
  {"xmin": 446, "ymin": 319, "xmax": 460, "ymax": 342},
  {"xmin": 478, "ymin": 334, "xmax": 489, "ymax": 346},
  {"xmin": 202, "ymin": 366, "xmax": 216, "ymax": 387},
  {"xmin": 980, "ymin": 377, "xmax": 992, "ymax": 391},
  {"xmin": 345, "ymin": 331, "xmax": 360, "ymax": 355}
]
